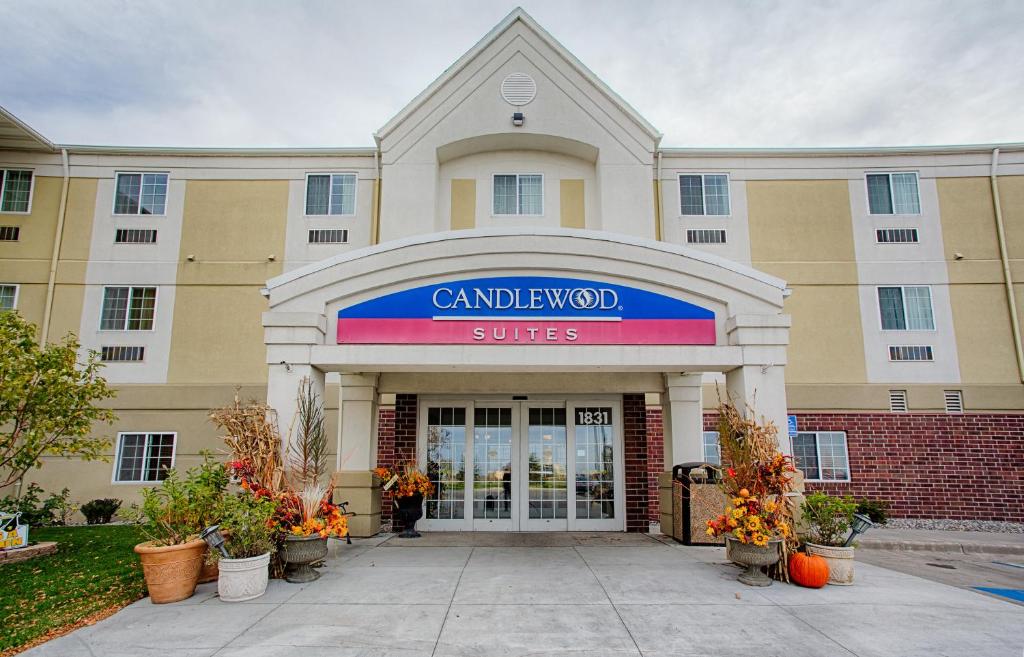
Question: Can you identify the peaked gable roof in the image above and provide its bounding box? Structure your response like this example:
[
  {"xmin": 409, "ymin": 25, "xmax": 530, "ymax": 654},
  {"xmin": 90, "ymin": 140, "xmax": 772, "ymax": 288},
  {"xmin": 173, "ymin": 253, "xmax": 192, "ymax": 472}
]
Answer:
[
  {"xmin": 374, "ymin": 7, "xmax": 662, "ymax": 145},
  {"xmin": 0, "ymin": 105, "xmax": 56, "ymax": 152}
]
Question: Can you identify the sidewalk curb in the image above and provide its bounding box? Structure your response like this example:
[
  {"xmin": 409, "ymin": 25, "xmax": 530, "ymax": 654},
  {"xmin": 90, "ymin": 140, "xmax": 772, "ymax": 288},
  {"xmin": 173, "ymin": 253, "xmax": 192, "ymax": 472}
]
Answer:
[{"xmin": 858, "ymin": 539, "xmax": 1024, "ymax": 555}]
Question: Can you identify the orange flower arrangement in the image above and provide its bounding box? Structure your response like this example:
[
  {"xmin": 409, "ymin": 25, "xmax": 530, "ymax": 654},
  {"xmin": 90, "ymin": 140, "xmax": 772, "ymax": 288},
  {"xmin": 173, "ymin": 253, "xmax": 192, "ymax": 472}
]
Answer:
[
  {"xmin": 374, "ymin": 463, "xmax": 434, "ymax": 498},
  {"xmin": 288, "ymin": 499, "xmax": 349, "ymax": 538}
]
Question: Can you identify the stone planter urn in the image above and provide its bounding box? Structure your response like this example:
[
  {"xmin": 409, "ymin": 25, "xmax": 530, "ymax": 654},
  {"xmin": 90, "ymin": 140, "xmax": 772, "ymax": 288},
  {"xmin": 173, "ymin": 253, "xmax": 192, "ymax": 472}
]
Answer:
[
  {"xmin": 805, "ymin": 543, "xmax": 855, "ymax": 585},
  {"xmin": 217, "ymin": 552, "xmax": 271, "ymax": 602},
  {"xmin": 726, "ymin": 536, "xmax": 782, "ymax": 587},
  {"xmin": 395, "ymin": 493, "xmax": 424, "ymax": 538},
  {"xmin": 281, "ymin": 534, "xmax": 328, "ymax": 583}
]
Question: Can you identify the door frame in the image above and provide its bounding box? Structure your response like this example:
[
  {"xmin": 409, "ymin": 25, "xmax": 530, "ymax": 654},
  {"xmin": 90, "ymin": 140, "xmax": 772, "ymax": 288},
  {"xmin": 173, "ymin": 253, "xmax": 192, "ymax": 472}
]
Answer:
[{"xmin": 414, "ymin": 395, "xmax": 626, "ymax": 532}]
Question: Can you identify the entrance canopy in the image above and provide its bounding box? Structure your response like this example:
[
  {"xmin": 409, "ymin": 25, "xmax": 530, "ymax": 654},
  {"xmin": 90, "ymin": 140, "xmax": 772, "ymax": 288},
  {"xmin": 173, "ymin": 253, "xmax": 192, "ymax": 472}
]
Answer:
[{"xmin": 261, "ymin": 228, "xmax": 791, "ymax": 475}]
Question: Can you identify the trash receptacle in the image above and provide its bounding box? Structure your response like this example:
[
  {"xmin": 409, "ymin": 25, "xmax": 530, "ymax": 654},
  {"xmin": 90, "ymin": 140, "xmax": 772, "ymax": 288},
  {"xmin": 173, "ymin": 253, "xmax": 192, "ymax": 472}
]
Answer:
[{"xmin": 671, "ymin": 462, "xmax": 726, "ymax": 546}]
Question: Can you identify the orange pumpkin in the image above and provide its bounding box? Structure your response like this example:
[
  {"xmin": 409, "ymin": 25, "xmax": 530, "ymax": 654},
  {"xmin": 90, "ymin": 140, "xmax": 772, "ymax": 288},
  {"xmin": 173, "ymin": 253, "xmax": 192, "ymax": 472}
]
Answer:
[{"xmin": 789, "ymin": 552, "xmax": 829, "ymax": 588}]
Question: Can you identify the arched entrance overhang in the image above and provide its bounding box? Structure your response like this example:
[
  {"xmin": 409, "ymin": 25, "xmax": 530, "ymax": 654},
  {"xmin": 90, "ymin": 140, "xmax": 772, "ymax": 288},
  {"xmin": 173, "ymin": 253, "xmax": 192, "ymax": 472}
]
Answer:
[{"xmin": 262, "ymin": 228, "xmax": 791, "ymax": 534}]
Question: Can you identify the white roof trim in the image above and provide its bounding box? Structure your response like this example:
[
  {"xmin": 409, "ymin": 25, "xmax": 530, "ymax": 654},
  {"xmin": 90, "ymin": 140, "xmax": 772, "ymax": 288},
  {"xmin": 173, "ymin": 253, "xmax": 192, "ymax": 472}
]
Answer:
[
  {"xmin": 265, "ymin": 227, "xmax": 787, "ymax": 292},
  {"xmin": 0, "ymin": 105, "xmax": 56, "ymax": 152},
  {"xmin": 374, "ymin": 7, "xmax": 662, "ymax": 143}
]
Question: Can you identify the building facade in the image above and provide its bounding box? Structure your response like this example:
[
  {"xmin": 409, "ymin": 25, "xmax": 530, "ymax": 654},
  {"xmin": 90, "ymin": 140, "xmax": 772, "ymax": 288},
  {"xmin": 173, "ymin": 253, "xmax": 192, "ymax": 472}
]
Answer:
[{"xmin": 1, "ymin": 9, "xmax": 1022, "ymax": 533}]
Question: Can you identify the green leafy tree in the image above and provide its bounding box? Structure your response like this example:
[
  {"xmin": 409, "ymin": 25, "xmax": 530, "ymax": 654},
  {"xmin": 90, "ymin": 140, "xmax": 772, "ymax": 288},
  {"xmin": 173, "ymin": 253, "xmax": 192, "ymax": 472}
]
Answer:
[{"xmin": 0, "ymin": 313, "xmax": 116, "ymax": 489}]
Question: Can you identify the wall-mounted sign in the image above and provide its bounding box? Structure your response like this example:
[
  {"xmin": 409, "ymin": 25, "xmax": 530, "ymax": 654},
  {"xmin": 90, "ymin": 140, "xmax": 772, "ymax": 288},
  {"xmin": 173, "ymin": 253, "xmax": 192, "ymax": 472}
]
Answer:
[
  {"xmin": 337, "ymin": 276, "xmax": 715, "ymax": 345},
  {"xmin": 787, "ymin": 415, "xmax": 798, "ymax": 438}
]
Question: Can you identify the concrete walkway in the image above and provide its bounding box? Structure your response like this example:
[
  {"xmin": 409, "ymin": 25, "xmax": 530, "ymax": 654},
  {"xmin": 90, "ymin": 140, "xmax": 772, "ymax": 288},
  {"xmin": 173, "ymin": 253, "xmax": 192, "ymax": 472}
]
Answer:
[{"xmin": 25, "ymin": 533, "xmax": 1024, "ymax": 657}]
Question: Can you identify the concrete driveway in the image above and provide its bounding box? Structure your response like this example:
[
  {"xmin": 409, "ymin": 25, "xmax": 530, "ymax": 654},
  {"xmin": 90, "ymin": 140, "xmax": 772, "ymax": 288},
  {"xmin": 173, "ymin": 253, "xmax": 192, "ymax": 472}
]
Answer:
[{"xmin": 25, "ymin": 533, "xmax": 1024, "ymax": 657}]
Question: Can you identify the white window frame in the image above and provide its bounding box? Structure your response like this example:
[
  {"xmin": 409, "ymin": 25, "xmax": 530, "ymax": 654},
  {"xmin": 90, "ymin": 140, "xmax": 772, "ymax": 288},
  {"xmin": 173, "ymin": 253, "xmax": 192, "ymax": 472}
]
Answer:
[
  {"xmin": 112, "ymin": 172, "xmax": 169, "ymax": 217},
  {"xmin": 0, "ymin": 168, "xmax": 35, "ymax": 215},
  {"xmin": 304, "ymin": 172, "xmax": 358, "ymax": 217},
  {"xmin": 112, "ymin": 431, "xmax": 177, "ymax": 484},
  {"xmin": 791, "ymin": 431, "xmax": 851, "ymax": 483},
  {"xmin": 865, "ymin": 171, "xmax": 921, "ymax": 216},
  {"xmin": 678, "ymin": 173, "xmax": 731, "ymax": 217},
  {"xmin": 0, "ymin": 283, "xmax": 19, "ymax": 311},
  {"xmin": 99, "ymin": 286, "xmax": 159, "ymax": 332},
  {"xmin": 876, "ymin": 285, "xmax": 935, "ymax": 332},
  {"xmin": 702, "ymin": 431, "xmax": 721, "ymax": 465},
  {"xmin": 491, "ymin": 173, "xmax": 544, "ymax": 217}
]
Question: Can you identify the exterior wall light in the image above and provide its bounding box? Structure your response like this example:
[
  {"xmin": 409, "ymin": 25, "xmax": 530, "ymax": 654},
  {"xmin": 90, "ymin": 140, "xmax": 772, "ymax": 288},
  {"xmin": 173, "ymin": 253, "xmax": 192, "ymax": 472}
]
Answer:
[
  {"xmin": 512, "ymin": 112, "xmax": 525, "ymax": 127},
  {"xmin": 843, "ymin": 513, "xmax": 874, "ymax": 546}
]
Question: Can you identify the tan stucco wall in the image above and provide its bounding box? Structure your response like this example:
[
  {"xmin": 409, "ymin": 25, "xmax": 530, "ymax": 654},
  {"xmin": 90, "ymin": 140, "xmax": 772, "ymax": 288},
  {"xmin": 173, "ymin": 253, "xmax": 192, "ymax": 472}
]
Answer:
[
  {"xmin": 167, "ymin": 180, "xmax": 286, "ymax": 384},
  {"xmin": 747, "ymin": 180, "xmax": 865, "ymax": 384},
  {"xmin": 0, "ymin": 176, "xmax": 62, "ymax": 329},
  {"xmin": 450, "ymin": 179, "xmax": 476, "ymax": 230},
  {"xmin": 560, "ymin": 179, "xmax": 585, "ymax": 229}
]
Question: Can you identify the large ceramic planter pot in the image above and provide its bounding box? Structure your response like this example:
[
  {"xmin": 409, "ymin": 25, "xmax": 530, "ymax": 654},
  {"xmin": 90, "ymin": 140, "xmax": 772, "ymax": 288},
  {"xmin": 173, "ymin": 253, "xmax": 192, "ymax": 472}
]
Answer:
[
  {"xmin": 281, "ymin": 534, "xmax": 328, "ymax": 583},
  {"xmin": 218, "ymin": 552, "xmax": 271, "ymax": 602},
  {"xmin": 725, "ymin": 536, "xmax": 782, "ymax": 587},
  {"xmin": 396, "ymin": 493, "xmax": 424, "ymax": 538},
  {"xmin": 134, "ymin": 538, "xmax": 206, "ymax": 604},
  {"xmin": 805, "ymin": 543, "xmax": 855, "ymax": 585}
]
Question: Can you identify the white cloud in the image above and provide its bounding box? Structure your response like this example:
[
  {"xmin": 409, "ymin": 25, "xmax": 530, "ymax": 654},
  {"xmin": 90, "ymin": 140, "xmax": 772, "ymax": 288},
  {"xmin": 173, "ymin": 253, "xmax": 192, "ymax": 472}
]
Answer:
[{"xmin": 1, "ymin": 0, "xmax": 1021, "ymax": 147}]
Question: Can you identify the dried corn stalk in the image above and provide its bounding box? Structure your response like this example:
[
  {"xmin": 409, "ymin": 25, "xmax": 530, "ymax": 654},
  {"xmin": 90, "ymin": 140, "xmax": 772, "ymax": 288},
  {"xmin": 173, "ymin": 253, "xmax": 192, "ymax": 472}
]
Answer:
[{"xmin": 209, "ymin": 393, "xmax": 283, "ymax": 493}]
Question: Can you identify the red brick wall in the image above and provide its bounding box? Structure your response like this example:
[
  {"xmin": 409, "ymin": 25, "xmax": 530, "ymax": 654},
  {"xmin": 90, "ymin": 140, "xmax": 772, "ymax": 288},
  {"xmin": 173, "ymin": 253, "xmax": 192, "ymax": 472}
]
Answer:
[
  {"xmin": 376, "ymin": 394, "xmax": 418, "ymax": 527},
  {"xmin": 644, "ymin": 410, "xmax": 1024, "ymax": 523},
  {"xmin": 623, "ymin": 394, "xmax": 649, "ymax": 532},
  {"xmin": 645, "ymin": 407, "xmax": 664, "ymax": 522}
]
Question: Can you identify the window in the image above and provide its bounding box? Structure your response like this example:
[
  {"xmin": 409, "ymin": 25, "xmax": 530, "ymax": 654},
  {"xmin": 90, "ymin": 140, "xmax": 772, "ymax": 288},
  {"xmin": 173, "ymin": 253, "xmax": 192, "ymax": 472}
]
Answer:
[
  {"xmin": 114, "ymin": 433, "xmax": 175, "ymax": 482},
  {"xmin": 791, "ymin": 431, "xmax": 849, "ymax": 482},
  {"xmin": 679, "ymin": 174, "xmax": 729, "ymax": 216},
  {"xmin": 308, "ymin": 229, "xmax": 349, "ymax": 244},
  {"xmin": 889, "ymin": 390, "xmax": 908, "ymax": 413},
  {"xmin": 0, "ymin": 284, "xmax": 17, "ymax": 311},
  {"xmin": 114, "ymin": 173, "xmax": 168, "ymax": 215},
  {"xmin": 944, "ymin": 390, "xmax": 964, "ymax": 414},
  {"xmin": 101, "ymin": 346, "xmax": 145, "ymax": 362},
  {"xmin": 493, "ymin": 174, "xmax": 543, "ymax": 215},
  {"xmin": 878, "ymin": 286, "xmax": 934, "ymax": 330},
  {"xmin": 100, "ymin": 287, "xmax": 157, "ymax": 331},
  {"xmin": 114, "ymin": 228, "xmax": 158, "ymax": 244},
  {"xmin": 305, "ymin": 173, "xmax": 356, "ymax": 215},
  {"xmin": 687, "ymin": 229, "xmax": 727, "ymax": 244},
  {"xmin": 0, "ymin": 226, "xmax": 19, "ymax": 241},
  {"xmin": 0, "ymin": 170, "xmax": 33, "ymax": 213},
  {"xmin": 876, "ymin": 228, "xmax": 919, "ymax": 244},
  {"xmin": 867, "ymin": 172, "xmax": 920, "ymax": 214},
  {"xmin": 888, "ymin": 345, "xmax": 933, "ymax": 362},
  {"xmin": 702, "ymin": 431, "xmax": 721, "ymax": 465}
]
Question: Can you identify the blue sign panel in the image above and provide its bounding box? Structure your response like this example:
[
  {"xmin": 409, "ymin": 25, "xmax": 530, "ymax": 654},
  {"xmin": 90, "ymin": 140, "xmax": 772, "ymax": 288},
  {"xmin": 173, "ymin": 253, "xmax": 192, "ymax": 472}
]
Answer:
[{"xmin": 787, "ymin": 415, "xmax": 798, "ymax": 438}]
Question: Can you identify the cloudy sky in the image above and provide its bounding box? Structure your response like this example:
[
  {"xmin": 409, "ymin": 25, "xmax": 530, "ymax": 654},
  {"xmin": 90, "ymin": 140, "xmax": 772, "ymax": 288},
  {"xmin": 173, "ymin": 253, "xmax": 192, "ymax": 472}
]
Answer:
[{"xmin": 2, "ymin": 0, "xmax": 1021, "ymax": 148}]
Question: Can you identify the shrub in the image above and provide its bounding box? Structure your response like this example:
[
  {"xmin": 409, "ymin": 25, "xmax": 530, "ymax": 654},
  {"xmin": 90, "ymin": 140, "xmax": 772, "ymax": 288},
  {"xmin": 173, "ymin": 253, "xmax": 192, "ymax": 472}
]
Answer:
[
  {"xmin": 215, "ymin": 492, "xmax": 278, "ymax": 561},
  {"xmin": 856, "ymin": 498, "xmax": 889, "ymax": 526},
  {"xmin": 801, "ymin": 492, "xmax": 858, "ymax": 547},
  {"xmin": 127, "ymin": 456, "xmax": 228, "ymax": 546},
  {"xmin": 81, "ymin": 499, "xmax": 122, "ymax": 525},
  {"xmin": 0, "ymin": 484, "xmax": 76, "ymax": 526}
]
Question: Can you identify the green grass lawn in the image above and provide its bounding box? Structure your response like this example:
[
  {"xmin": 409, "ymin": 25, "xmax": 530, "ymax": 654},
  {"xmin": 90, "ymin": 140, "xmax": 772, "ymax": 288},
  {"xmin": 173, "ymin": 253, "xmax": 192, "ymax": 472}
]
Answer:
[{"xmin": 0, "ymin": 525, "xmax": 147, "ymax": 655}]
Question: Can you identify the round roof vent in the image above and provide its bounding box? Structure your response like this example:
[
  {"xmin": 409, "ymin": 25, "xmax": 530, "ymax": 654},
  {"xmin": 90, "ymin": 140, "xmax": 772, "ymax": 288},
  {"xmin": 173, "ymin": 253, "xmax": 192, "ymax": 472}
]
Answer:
[{"xmin": 500, "ymin": 73, "xmax": 537, "ymax": 106}]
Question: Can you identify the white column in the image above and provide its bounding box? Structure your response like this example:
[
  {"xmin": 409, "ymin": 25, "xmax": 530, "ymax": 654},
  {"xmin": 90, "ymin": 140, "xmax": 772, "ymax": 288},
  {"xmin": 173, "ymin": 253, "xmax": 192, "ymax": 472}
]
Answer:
[
  {"xmin": 263, "ymin": 311, "xmax": 327, "ymax": 453},
  {"xmin": 725, "ymin": 314, "xmax": 792, "ymax": 454},
  {"xmin": 662, "ymin": 373, "xmax": 704, "ymax": 467},
  {"xmin": 338, "ymin": 373, "xmax": 380, "ymax": 472},
  {"xmin": 267, "ymin": 363, "xmax": 326, "ymax": 450}
]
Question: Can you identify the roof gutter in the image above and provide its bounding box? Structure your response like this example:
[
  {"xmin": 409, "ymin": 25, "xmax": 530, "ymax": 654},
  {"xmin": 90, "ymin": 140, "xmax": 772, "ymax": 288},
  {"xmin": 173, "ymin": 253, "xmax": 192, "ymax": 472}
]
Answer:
[
  {"xmin": 40, "ymin": 148, "xmax": 70, "ymax": 345},
  {"xmin": 989, "ymin": 148, "xmax": 1024, "ymax": 383}
]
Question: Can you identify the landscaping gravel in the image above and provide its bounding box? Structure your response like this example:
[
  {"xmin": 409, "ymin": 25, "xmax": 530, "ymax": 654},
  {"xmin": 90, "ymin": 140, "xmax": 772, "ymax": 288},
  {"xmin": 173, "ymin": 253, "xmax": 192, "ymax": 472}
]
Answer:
[{"xmin": 887, "ymin": 518, "xmax": 1024, "ymax": 533}]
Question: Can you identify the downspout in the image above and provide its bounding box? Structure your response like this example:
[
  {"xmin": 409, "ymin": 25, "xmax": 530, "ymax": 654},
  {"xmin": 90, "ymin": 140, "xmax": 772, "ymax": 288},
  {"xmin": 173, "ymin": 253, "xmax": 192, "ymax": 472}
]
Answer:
[
  {"xmin": 370, "ymin": 141, "xmax": 382, "ymax": 245},
  {"xmin": 989, "ymin": 148, "xmax": 1024, "ymax": 382},
  {"xmin": 654, "ymin": 150, "xmax": 664, "ymax": 241},
  {"xmin": 40, "ymin": 147, "xmax": 70, "ymax": 346}
]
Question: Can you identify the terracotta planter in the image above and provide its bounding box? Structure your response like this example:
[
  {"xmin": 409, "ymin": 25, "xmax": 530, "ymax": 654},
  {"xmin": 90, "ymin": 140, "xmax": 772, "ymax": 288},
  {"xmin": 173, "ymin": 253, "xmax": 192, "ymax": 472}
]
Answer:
[
  {"xmin": 725, "ymin": 536, "xmax": 782, "ymax": 587},
  {"xmin": 134, "ymin": 538, "xmax": 206, "ymax": 603},
  {"xmin": 805, "ymin": 542, "xmax": 856, "ymax": 585},
  {"xmin": 218, "ymin": 552, "xmax": 271, "ymax": 602},
  {"xmin": 197, "ymin": 551, "xmax": 219, "ymax": 584},
  {"xmin": 281, "ymin": 534, "xmax": 328, "ymax": 583}
]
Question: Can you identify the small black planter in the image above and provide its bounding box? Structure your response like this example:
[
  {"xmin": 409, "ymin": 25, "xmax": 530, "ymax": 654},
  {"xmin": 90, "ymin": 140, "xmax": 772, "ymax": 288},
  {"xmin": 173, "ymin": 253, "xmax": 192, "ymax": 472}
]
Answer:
[{"xmin": 395, "ymin": 493, "xmax": 424, "ymax": 538}]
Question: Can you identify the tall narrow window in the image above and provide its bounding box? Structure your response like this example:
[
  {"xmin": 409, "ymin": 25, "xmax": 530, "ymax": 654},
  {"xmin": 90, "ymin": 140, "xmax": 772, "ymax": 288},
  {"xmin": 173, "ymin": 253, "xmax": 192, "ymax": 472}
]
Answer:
[
  {"xmin": 702, "ymin": 431, "xmax": 721, "ymax": 465},
  {"xmin": 0, "ymin": 284, "xmax": 17, "ymax": 311},
  {"xmin": 114, "ymin": 173, "xmax": 168, "ymax": 215},
  {"xmin": 867, "ymin": 172, "xmax": 920, "ymax": 214},
  {"xmin": 878, "ymin": 286, "xmax": 933, "ymax": 330},
  {"xmin": 492, "ymin": 174, "xmax": 543, "ymax": 215},
  {"xmin": 101, "ymin": 286, "xmax": 157, "ymax": 330},
  {"xmin": 0, "ymin": 170, "xmax": 33, "ymax": 213},
  {"xmin": 679, "ymin": 174, "xmax": 730, "ymax": 216},
  {"xmin": 305, "ymin": 173, "xmax": 356, "ymax": 215},
  {"xmin": 115, "ymin": 433, "xmax": 175, "ymax": 482}
]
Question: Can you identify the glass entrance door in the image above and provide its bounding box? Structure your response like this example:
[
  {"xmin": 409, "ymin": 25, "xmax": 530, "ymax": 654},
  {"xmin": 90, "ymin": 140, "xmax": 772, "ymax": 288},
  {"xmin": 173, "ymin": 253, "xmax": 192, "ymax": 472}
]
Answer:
[
  {"xmin": 472, "ymin": 406, "xmax": 515, "ymax": 530},
  {"xmin": 520, "ymin": 405, "xmax": 569, "ymax": 531}
]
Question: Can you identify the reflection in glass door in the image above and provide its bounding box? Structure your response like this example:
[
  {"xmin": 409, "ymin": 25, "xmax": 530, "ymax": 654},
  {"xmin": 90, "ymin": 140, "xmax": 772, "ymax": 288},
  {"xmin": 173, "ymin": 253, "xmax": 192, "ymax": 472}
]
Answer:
[
  {"xmin": 473, "ymin": 407, "xmax": 514, "ymax": 529},
  {"xmin": 570, "ymin": 403, "xmax": 622, "ymax": 530},
  {"xmin": 523, "ymin": 406, "xmax": 568, "ymax": 530},
  {"xmin": 424, "ymin": 406, "xmax": 467, "ymax": 526}
]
